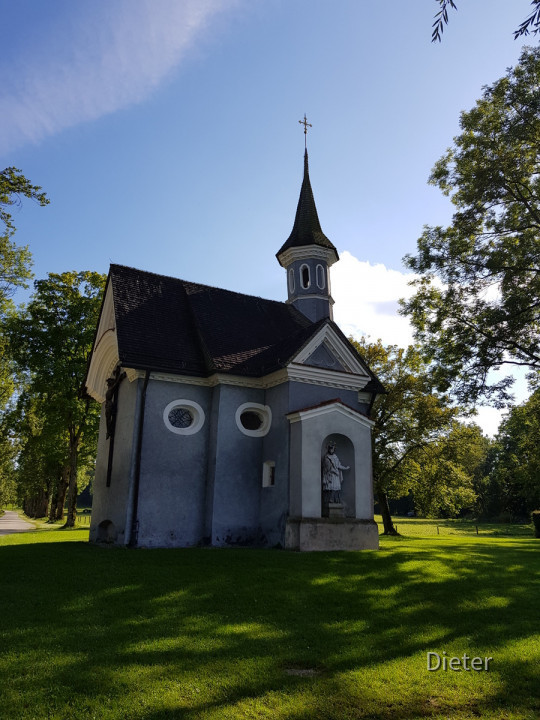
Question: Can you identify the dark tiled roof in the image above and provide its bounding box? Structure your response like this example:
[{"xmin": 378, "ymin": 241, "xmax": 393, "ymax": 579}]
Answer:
[
  {"xmin": 107, "ymin": 264, "xmax": 385, "ymax": 394},
  {"xmin": 276, "ymin": 150, "xmax": 338, "ymax": 262},
  {"xmin": 110, "ymin": 264, "xmax": 315, "ymax": 377}
]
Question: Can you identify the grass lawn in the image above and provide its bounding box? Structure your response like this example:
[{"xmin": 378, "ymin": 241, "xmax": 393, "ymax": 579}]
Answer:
[{"xmin": 0, "ymin": 518, "xmax": 538, "ymax": 719}]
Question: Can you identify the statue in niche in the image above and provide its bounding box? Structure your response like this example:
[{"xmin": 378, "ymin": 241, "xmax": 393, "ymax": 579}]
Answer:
[
  {"xmin": 105, "ymin": 366, "xmax": 127, "ymax": 439},
  {"xmin": 322, "ymin": 441, "xmax": 350, "ymax": 506}
]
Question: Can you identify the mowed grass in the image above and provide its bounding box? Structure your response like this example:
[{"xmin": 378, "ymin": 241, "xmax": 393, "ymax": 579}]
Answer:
[{"xmin": 0, "ymin": 520, "xmax": 538, "ymax": 719}]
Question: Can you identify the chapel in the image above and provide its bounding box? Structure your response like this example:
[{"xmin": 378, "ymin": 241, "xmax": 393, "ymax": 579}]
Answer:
[{"xmin": 85, "ymin": 146, "xmax": 383, "ymax": 550}]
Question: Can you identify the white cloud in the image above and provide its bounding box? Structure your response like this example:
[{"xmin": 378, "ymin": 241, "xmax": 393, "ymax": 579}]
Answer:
[
  {"xmin": 331, "ymin": 250, "xmax": 532, "ymax": 437},
  {"xmin": 332, "ymin": 250, "xmax": 417, "ymax": 348},
  {"xmin": 0, "ymin": 0, "xmax": 237, "ymax": 155}
]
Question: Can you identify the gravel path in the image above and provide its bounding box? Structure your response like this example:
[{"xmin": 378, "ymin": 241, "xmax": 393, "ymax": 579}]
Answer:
[{"xmin": 0, "ymin": 510, "xmax": 35, "ymax": 536}]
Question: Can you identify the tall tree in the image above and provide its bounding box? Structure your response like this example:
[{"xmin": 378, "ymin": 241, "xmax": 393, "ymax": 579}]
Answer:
[
  {"xmin": 5, "ymin": 271, "xmax": 105, "ymax": 525},
  {"xmin": 489, "ymin": 389, "xmax": 540, "ymax": 518},
  {"xmin": 402, "ymin": 47, "xmax": 540, "ymax": 407},
  {"xmin": 352, "ymin": 339, "xmax": 459, "ymax": 534},
  {"xmin": 408, "ymin": 423, "xmax": 487, "ymax": 518},
  {"xmin": 0, "ymin": 167, "xmax": 49, "ymax": 308}
]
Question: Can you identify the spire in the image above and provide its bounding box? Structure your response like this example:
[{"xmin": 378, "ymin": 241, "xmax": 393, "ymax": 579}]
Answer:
[{"xmin": 276, "ymin": 149, "xmax": 338, "ymax": 264}]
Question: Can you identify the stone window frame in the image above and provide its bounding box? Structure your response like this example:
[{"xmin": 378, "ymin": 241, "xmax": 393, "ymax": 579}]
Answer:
[
  {"xmin": 163, "ymin": 399, "xmax": 205, "ymax": 436},
  {"xmin": 235, "ymin": 402, "xmax": 272, "ymax": 437}
]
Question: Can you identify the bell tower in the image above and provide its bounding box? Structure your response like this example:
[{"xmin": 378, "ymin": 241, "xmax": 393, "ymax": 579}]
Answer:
[{"xmin": 276, "ymin": 125, "xmax": 338, "ymax": 323}]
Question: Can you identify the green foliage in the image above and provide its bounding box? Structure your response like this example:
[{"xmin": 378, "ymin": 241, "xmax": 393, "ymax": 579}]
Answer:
[
  {"xmin": 408, "ymin": 423, "xmax": 487, "ymax": 517},
  {"xmin": 402, "ymin": 47, "xmax": 540, "ymax": 406},
  {"xmin": 352, "ymin": 339, "xmax": 463, "ymax": 531},
  {"xmin": 489, "ymin": 389, "xmax": 540, "ymax": 518},
  {"xmin": 0, "ymin": 167, "xmax": 49, "ymax": 307},
  {"xmin": 531, "ymin": 510, "xmax": 540, "ymax": 537},
  {"xmin": 4, "ymin": 271, "xmax": 106, "ymax": 522}
]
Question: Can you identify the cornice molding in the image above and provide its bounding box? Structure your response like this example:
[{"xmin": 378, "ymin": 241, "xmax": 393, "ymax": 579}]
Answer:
[
  {"xmin": 278, "ymin": 245, "xmax": 338, "ymax": 268},
  {"xmin": 287, "ymin": 400, "xmax": 374, "ymax": 429},
  {"xmin": 286, "ymin": 294, "xmax": 335, "ymax": 305}
]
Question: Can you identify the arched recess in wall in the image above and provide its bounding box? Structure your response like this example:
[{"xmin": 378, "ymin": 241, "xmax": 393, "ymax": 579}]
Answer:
[
  {"xmin": 321, "ymin": 433, "xmax": 355, "ymax": 518},
  {"xmin": 97, "ymin": 519, "xmax": 117, "ymax": 543}
]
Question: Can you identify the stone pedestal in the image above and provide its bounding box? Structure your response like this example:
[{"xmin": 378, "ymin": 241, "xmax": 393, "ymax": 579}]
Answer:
[
  {"xmin": 284, "ymin": 517, "xmax": 379, "ymax": 551},
  {"xmin": 328, "ymin": 502, "xmax": 344, "ymax": 518}
]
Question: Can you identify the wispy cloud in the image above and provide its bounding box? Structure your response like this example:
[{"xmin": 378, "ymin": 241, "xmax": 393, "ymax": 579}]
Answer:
[{"xmin": 0, "ymin": 0, "xmax": 237, "ymax": 155}]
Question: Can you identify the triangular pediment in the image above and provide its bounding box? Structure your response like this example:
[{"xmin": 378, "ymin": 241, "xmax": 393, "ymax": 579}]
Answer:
[
  {"xmin": 290, "ymin": 324, "xmax": 371, "ymax": 380},
  {"xmin": 303, "ymin": 342, "xmax": 347, "ymax": 372}
]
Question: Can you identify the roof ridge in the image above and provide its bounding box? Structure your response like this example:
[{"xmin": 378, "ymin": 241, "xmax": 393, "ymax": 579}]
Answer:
[{"xmin": 109, "ymin": 263, "xmax": 297, "ymax": 309}]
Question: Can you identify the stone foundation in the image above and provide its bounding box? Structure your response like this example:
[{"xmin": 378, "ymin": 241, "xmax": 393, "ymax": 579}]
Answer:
[{"xmin": 284, "ymin": 517, "xmax": 379, "ymax": 551}]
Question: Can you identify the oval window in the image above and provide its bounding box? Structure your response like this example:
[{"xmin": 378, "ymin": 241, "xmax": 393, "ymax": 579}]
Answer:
[
  {"xmin": 301, "ymin": 264, "xmax": 311, "ymax": 289},
  {"xmin": 163, "ymin": 400, "xmax": 205, "ymax": 435},
  {"xmin": 240, "ymin": 411, "xmax": 263, "ymax": 431},
  {"xmin": 235, "ymin": 403, "xmax": 272, "ymax": 437},
  {"xmin": 288, "ymin": 268, "xmax": 295, "ymax": 293},
  {"xmin": 316, "ymin": 264, "xmax": 326, "ymax": 289}
]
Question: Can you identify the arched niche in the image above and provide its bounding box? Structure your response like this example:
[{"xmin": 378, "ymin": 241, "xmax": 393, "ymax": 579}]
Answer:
[
  {"xmin": 97, "ymin": 519, "xmax": 117, "ymax": 543},
  {"xmin": 321, "ymin": 433, "xmax": 356, "ymax": 518}
]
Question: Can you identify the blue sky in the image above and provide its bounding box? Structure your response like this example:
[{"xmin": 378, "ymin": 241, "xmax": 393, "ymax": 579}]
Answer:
[{"xmin": 1, "ymin": 0, "xmax": 534, "ymax": 433}]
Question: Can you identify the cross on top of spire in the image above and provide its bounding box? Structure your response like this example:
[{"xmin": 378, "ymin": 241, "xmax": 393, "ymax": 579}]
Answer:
[{"xmin": 299, "ymin": 114, "xmax": 312, "ymax": 149}]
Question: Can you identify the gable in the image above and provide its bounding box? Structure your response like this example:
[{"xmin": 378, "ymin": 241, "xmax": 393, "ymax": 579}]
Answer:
[
  {"xmin": 291, "ymin": 324, "xmax": 371, "ymax": 380},
  {"xmin": 303, "ymin": 342, "xmax": 347, "ymax": 372},
  {"xmin": 86, "ymin": 281, "xmax": 120, "ymax": 403}
]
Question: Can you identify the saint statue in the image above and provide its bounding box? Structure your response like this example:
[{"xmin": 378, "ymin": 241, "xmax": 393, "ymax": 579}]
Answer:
[{"xmin": 322, "ymin": 441, "xmax": 349, "ymax": 506}]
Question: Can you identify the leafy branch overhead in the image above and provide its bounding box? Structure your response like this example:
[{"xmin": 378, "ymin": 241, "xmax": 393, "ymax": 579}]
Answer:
[
  {"xmin": 0, "ymin": 167, "xmax": 49, "ymax": 238},
  {"xmin": 432, "ymin": 0, "xmax": 540, "ymax": 42},
  {"xmin": 401, "ymin": 47, "xmax": 540, "ymax": 405},
  {"xmin": 0, "ymin": 168, "xmax": 49, "ymax": 306}
]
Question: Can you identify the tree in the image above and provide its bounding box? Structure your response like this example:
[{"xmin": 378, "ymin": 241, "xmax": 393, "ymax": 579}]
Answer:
[
  {"xmin": 408, "ymin": 422, "xmax": 487, "ymax": 517},
  {"xmin": 352, "ymin": 339, "xmax": 459, "ymax": 534},
  {"xmin": 489, "ymin": 389, "xmax": 540, "ymax": 518},
  {"xmin": 5, "ymin": 271, "xmax": 105, "ymax": 525},
  {"xmin": 0, "ymin": 167, "xmax": 49, "ymax": 308},
  {"xmin": 402, "ymin": 47, "xmax": 540, "ymax": 407},
  {"xmin": 431, "ymin": 1, "xmax": 540, "ymax": 42}
]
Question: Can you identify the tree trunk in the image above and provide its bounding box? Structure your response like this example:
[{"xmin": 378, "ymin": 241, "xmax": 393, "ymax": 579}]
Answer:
[
  {"xmin": 55, "ymin": 467, "xmax": 70, "ymax": 520},
  {"xmin": 376, "ymin": 483, "xmax": 399, "ymax": 535},
  {"xmin": 49, "ymin": 468, "xmax": 69, "ymax": 522},
  {"xmin": 63, "ymin": 438, "xmax": 78, "ymax": 528}
]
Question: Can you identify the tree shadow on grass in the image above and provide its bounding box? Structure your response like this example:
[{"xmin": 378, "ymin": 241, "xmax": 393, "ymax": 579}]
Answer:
[{"xmin": 0, "ymin": 540, "xmax": 538, "ymax": 719}]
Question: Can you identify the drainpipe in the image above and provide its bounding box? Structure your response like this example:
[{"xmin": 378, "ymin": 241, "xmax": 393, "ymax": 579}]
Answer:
[{"xmin": 128, "ymin": 369, "xmax": 151, "ymax": 548}]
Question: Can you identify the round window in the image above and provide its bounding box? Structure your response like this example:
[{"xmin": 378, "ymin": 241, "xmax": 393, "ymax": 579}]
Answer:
[
  {"xmin": 163, "ymin": 400, "xmax": 205, "ymax": 435},
  {"xmin": 235, "ymin": 403, "xmax": 272, "ymax": 437},
  {"xmin": 168, "ymin": 407, "xmax": 194, "ymax": 429},
  {"xmin": 240, "ymin": 411, "xmax": 263, "ymax": 431}
]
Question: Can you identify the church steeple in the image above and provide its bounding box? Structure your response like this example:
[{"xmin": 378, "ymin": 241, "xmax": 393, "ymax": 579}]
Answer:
[
  {"xmin": 277, "ymin": 150, "xmax": 338, "ymax": 259},
  {"xmin": 277, "ymin": 147, "xmax": 339, "ymax": 323}
]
